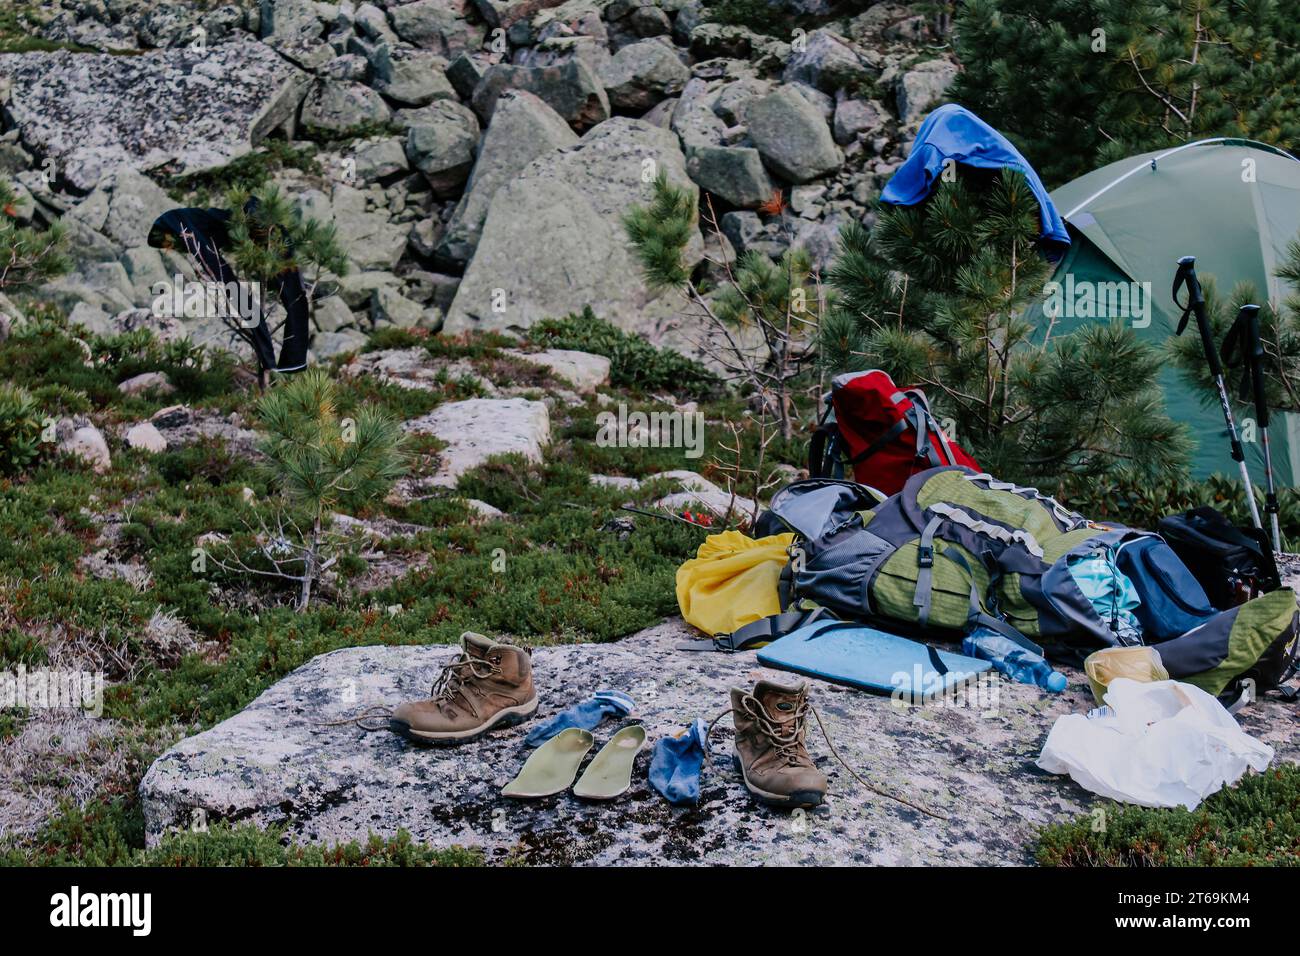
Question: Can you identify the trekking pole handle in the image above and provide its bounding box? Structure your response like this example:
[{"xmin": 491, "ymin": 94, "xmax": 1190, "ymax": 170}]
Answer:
[
  {"xmin": 1174, "ymin": 256, "xmax": 1225, "ymax": 379},
  {"xmin": 1240, "ymin": 304, "xmax": 1270, "ymax": 429}
]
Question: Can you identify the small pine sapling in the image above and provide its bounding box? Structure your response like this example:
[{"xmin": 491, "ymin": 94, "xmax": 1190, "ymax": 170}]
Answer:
[
  {"xmin": 208, "ymin": 369, "xmax": 409, "ymax": 610},
  {"xmin": 0, "ymin": 178, "xmax": 70, "ymax": 295},
  {"xmin": 623, "ymin": 174, "xmax": 818, "ymax": 440}
]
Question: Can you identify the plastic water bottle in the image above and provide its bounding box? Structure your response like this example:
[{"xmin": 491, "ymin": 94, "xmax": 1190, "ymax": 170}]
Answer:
[{"xmin": 962, "ymin": 629, "xmax": 1068, "ymax": 693}]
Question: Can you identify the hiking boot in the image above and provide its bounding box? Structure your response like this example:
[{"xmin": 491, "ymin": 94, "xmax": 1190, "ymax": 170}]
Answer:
[
  {"xmin": 727, "ymin": 679, "xmax": 827, "ymax": 808},
  {"xmin": 389, "ymin": 633, "xmax": 538, "ymax": 746}
]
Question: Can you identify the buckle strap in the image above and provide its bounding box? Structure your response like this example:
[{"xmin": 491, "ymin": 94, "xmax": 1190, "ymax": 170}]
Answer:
[
  {"xmin": 909, "ymin": 389, "xmax": 959, "ymax": 464},
  {"xmin": 929, "ymin": 502, "xmax": 1046, "ymax": 558},
  {"xmin": 913, "ymin": 515, "xmax": 943, "ymax": 626},
  {"xmin": 963, "ymin": 472, "xmax": 1089, "ymax": 531},
  {"xmin": 678, "ymin": 607, "xmax": 830, "ymax": 653}
]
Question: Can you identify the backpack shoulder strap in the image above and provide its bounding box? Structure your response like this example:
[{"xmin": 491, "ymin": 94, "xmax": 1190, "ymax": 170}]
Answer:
[
  {"xmin": 809, "ymin": 393, "xmax": 845, "ymax": 478},
  {"xmin": 844, "ymin": 417, "xmax": 910, "ymax": 465}
]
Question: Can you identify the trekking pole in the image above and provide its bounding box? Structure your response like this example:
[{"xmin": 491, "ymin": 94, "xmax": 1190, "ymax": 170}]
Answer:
[
  {"xmin": 618, "ymin": 505, "xmax": 714, "ymax": 528},
  {"xmin": 1225, "ymin": 304, "xmax": 1282, "ymax": 551},
  {"xmin": 1172, "ymin": 257, "xmax": 1263, "ymax": 531}
]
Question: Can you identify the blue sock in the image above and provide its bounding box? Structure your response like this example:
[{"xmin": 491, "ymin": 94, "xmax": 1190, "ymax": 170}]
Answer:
[
  {"xmin": 649, "ymin": 718, "xmax": 708, "ymax": 806},
  {"xmin": 524, "ymin": 690, "xmax": 636, "ymax": 747}
]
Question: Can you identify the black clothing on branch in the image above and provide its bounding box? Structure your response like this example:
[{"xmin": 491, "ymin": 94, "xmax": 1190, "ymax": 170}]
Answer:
[{"xmin": 147, "ymin": 204, "xmax": 310, "ymax": 372}]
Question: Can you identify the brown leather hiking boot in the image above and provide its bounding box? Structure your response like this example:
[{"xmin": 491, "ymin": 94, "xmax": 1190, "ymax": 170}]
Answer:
[
  {"xmin": 389, "ymin": 633, "xmax": 538, "ymax": 746},
  {"xmin": 726, "ymin": 680, "xmax": 828, "ymax": 808}
]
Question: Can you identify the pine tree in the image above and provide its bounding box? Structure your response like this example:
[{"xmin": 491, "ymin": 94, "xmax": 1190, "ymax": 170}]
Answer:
[
  {"xmin": 225, "ymin": 183, "xmax": 349, "ymax": 293},
  {"xmin": 218, "ymin": 183, "xmax": 349, "ymax": 385},
  {"xmin": 209, "ymin": 369, "xmax": 409, "ymax": 611},
  {"xmin": 820, "ymin": 167, "xmax": 1190, "ymax": 486},
  {"xmin": 0, "ymin": 178, "xmax": 69, "ymax": 294},
  {"xmin": 623, "ymin": 174, "xmax": 818, "ymax": 439},
  {"xmin": 952, "ymin": 0, "xmax": 1300, "ymax": 186}
]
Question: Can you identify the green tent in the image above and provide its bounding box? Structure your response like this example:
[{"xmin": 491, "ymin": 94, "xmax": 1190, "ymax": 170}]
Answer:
[{"xmin": 1025, "ymin": 138, "xmax": 1300, "ymax": 486}]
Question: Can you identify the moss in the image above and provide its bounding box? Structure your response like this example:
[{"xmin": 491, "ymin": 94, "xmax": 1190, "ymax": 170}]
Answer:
[
  {"xmin": 0, "ymin": 798, "xmax": 481, "ymax": 867},
  {"xmin": 527, "ymin": 308, "xmax": 723, "ymax": 400},
  {"xmin": 162, "ymin": 141, "xmax": 324, "ymax": 206},
  {"xmin": 1037, "ymin": 764, "xmax": 1300, "ymax": 866}
]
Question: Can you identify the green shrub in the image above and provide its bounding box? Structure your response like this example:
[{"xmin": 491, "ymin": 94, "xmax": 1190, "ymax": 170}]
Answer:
[
  {"xmin": 143, "ymin": 825, "xmax": 483, "ymax": 867},
  {"xmin": 98, "ymin": 332, "xmax": 240, "ymax": 404},
  {"xmin": 529, "ymin": 307, "xmax": 722, "ymax": 400},
  {"xmin": 703, "ymin": 0, "xmax": 798, "ymax": 35},
  {"xmin": 0, "ymin": 709, "xmax": 26, "ymax": 741},
  {"xmin": 0, "ymin": 320, "xmax": 111, "ymax": 402},
  {"xmin": 360, "ymin": 327, "xmax": 516, "ymax": 357},
  {"xmin": 0, "ymin": 382, "xmax": 43, "ymax": 476},
  {"xmin": 0, "ymin": 627, "xmax": 47, "ymax": 666},
  {"xmin": 164, "ymin": 140, "xmax": 322, "ymax": 206},
  {"xmin": 1038, "ymin": 765, "xmax": 1300, "ymax": 866},
  {"xmin": 1064, "ymin": 471, "xmax": 1300, "ymax": 549},
  {"xmin": 27, "ymin": 383, "xmax": 92, "ymax": 417},
  {"xmin": 154, "ymin": 436, "xmax": 257, "ymax": 489},
  {"xmin": 362, "ymin": 327, "xmax": 430, "ymax": 352},
  {"xmin": 1, "ymin": 177, "xmax": 70, "ymax": 292},
  {"xmin": 0, "ymin": 798, "xmax": 481, "ymax": 867}
]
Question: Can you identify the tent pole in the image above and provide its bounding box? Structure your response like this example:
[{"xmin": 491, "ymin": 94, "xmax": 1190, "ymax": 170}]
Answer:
[{"xmin": 1062, "ymin": 138, "xmax": 1300, "ymax": 221}]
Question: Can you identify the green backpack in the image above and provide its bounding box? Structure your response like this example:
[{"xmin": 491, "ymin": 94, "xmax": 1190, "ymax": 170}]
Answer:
[{"xmin": 766, "ymin": 467, "xmax": 1298, "ymax": 696}]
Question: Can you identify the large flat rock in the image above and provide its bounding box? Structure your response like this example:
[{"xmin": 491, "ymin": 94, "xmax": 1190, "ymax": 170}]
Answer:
[
  {"xmin": 0, "ymin": 42, "xmax": 309, "ymax": 191},
  {"xmin": 402, "ymin": 397, "xmax": 550, "ymax": 487},
  {"xmin": 138, "ymin": 619, "xmax": 1300, "ymax": 863}
]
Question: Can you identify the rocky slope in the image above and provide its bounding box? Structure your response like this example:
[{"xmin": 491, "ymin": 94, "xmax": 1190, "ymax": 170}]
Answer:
[{"xmin": 0, "ymin": 0, "xmax": 956, "ymax": 357}]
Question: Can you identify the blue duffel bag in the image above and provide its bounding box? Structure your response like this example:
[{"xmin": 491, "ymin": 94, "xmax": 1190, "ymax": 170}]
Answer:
[{"xmin": 1114, "ymin": 536, "xmax": 1217, "ymax": 642}]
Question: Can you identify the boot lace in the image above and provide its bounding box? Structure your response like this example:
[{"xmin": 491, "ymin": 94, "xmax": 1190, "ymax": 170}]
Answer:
[
  {"xmin": 707, "ymin": 693, "xmax": 947, "ymax": 821},
  {"xmin": 711, "ymin": 692, "xmax": 811, "ymax": 765},
  {"xmin": 428, "ymin": 653, "xmax": 501, "ymax": 715}
]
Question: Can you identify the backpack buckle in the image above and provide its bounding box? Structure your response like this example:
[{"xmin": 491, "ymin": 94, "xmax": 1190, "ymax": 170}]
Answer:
[
  {"xmin": 711, "ymin": 632, "xmax": 739, "ymax": 653},
  {"xmin": 918, "ymin": 544, "xmax": 934, "ymax": 568}
]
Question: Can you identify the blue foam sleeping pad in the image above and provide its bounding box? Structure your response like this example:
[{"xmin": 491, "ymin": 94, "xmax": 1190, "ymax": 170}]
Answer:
[{"xmin": 757, "ymin": 620, "xmax": 992, "ymax": 698}]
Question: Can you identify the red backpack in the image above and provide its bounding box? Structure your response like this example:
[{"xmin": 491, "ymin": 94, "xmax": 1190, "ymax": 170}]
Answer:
[{"xmin": 808, "ymin": 370, "xmax": 979, "ymax": 494}]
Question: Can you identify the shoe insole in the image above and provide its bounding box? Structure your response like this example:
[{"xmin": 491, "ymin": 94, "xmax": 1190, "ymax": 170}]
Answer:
[
  {"xmin": 573, "ymin": 725, "xmax": 647, "ymax": 800},
  {"xmin": 502, "ymin": 727, "xmax": 594, "ymax": 799}
]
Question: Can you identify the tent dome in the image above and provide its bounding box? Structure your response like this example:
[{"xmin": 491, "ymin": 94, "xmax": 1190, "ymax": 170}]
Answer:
[{"xmin": 1027, "ymin": 139, "xmax": 1300, "ymax": 484}]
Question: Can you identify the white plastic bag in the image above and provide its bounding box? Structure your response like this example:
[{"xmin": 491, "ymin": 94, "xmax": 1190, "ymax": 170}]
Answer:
[{"xmin": 1037, "ymin": 678, "xmax": 1273, "ymax": 810}]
